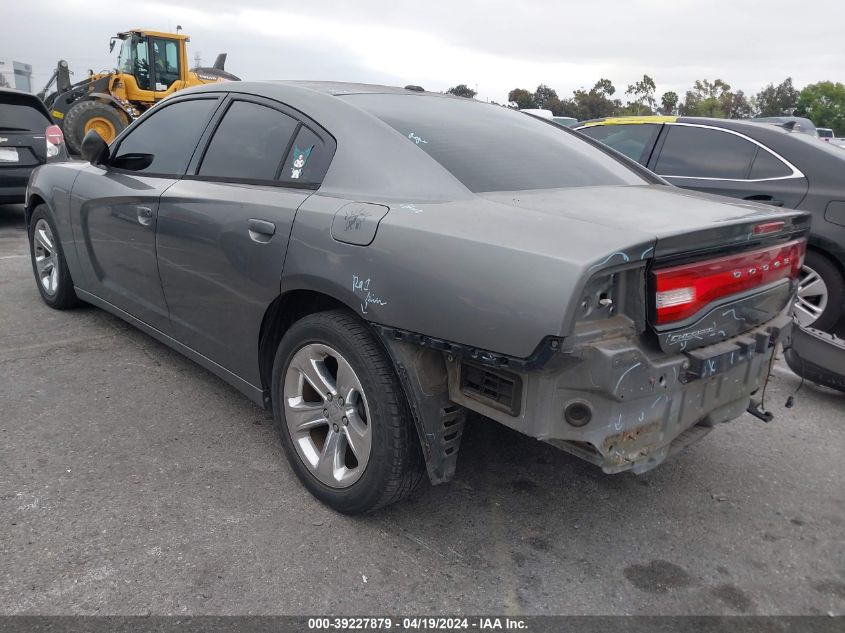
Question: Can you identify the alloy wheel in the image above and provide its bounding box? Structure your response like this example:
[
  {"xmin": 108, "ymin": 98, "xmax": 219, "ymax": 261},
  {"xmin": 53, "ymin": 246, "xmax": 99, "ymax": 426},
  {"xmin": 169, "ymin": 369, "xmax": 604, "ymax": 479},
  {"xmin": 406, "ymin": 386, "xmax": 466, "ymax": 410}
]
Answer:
[
  {"xmin": 33, "ymin": 219, "xmax": 59, "ymax": 296},
  {"xmin": 283, "ymin": 343, "xmax": 372, "ymax": 488},
  {"xmin": 795, "ymin": 264, "xmax": 829, "ymax": 328}
]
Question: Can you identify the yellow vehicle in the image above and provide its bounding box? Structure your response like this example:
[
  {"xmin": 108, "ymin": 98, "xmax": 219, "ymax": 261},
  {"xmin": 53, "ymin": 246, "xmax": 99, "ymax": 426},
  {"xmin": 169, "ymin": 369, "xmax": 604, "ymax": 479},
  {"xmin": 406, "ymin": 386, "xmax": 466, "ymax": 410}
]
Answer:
[{"xmin": 40, "ymin": 29, "xmax": 239, "ymax": 153}]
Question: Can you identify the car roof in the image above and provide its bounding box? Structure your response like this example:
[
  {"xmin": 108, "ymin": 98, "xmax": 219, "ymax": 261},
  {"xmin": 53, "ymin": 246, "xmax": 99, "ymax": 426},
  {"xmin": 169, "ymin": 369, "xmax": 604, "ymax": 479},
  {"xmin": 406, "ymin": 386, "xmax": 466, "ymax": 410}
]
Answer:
[{"xmin": 577, "ymin": 114, "xmax": 809, "ymax": 136}]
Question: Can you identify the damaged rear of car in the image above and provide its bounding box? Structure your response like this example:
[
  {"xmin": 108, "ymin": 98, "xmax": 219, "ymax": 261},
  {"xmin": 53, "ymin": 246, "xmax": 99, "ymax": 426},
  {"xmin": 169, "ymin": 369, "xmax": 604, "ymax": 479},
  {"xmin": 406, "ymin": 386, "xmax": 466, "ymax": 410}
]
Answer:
[{"xmin": 27, "ymin": 81, "xmax": 811, "ymax": 513}]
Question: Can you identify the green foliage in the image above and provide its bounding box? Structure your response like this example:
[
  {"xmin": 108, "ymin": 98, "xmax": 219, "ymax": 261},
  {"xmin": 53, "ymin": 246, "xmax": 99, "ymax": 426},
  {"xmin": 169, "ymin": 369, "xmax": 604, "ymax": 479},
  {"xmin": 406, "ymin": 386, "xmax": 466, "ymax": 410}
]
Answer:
[
  {"xmin": 794, "ymin": 81, "xmax": 845, "ymax": 136},
  {"xmin": 446, "ymin": 84, "xmax": 477, "ymax": 99},
  {"xmin": 533, "ymin": 84, "xmax": 558, "ymax": 109},
  {"xmin": 753, "ymin": 78, "xmax": 799, "ymax": 117},
  {"xmin": 570, "ymin": 79, "xmax": 622, "ymax": 120},
  {"xmin": 660, "ymin": 91, "xmax": 679, "ymax": 115},
  {"xmin": 507, "ymin": 88, "xmax": 534, "ymax": 110},
  {"xmin": 625, "ymin": 74, "xmax": 657, "ymax": 115}
]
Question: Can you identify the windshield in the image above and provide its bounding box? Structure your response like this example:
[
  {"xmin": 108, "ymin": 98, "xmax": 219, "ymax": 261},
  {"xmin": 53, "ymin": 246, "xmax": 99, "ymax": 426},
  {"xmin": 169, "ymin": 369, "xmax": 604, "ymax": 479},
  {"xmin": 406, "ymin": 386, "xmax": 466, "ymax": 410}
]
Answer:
[{"xmin": 344, "ymin": 93, "xmax": 646, "ymax": 193}]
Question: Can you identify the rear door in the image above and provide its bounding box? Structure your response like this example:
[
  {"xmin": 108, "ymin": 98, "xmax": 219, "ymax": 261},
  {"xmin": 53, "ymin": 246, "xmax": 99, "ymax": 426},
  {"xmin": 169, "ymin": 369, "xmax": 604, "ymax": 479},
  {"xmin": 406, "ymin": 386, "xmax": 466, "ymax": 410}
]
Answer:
[
  {"xmin": 69, "ymin": 95, "xmax": 221, "ymax": 331},
  {"xmin": 648, "ymin": 123, "xmax": 809, "ymax": 208},
  {"xmin": 156, "ymin": 95, "xmax": 335, "ymax": 383}
]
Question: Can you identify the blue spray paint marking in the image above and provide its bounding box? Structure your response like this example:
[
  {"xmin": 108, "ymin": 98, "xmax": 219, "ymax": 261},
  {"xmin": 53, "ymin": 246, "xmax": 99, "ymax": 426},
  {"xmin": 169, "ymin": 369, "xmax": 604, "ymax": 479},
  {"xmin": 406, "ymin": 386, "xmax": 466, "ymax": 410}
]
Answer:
[
  {"xmin": 640, "ymin": 246, "xmax": 655, "ymax": 260},
  {"xmin": 589, "ymin": 251, "xmax": 630, "ymax": 271}
]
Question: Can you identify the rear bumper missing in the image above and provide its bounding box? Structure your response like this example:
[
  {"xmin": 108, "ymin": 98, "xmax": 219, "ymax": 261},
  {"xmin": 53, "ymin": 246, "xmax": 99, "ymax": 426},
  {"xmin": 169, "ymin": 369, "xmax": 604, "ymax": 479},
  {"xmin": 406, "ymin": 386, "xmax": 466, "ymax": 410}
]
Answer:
[{"xmin": 445, "ymin": 312, "xmax": 792, "ymax": 474}]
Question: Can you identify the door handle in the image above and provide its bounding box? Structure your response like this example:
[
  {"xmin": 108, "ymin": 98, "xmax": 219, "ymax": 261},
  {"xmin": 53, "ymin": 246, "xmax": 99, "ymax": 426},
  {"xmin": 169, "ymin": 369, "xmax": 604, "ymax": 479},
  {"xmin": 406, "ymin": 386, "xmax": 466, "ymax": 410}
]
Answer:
[
  {"xmin": 136, "ymin": 206, "xmax": 154, "ymax": 226},
  {"xmin": 743, "ymin": 195, "xmax": 784, "ymax": 207},
  {"xmin": 248, "ymin": 218, "xmax": 276, "ymax": 243}
]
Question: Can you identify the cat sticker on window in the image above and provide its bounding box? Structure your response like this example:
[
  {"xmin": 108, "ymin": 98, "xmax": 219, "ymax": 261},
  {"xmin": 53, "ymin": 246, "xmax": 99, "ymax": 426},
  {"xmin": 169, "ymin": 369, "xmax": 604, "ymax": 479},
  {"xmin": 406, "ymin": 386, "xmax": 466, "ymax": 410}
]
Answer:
[{"xmin": 290, "ymin": 145, "xmax": 313, "ymax": 179}]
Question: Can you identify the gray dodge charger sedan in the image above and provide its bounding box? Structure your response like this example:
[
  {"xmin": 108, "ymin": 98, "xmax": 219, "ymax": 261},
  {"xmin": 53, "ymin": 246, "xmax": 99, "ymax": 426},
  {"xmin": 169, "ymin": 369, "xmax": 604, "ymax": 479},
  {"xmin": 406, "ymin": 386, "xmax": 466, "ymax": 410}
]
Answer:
[{"xmin": 26, "ymin": 81, "xmax": 810, "ymax": 513}]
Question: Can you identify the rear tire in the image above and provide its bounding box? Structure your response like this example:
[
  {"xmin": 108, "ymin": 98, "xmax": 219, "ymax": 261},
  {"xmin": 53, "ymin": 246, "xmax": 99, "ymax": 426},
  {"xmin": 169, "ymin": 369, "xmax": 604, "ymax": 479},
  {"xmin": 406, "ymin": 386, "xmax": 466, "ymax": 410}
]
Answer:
[
  {"xmin": 64, "ymin": 101, "xmax": 128, "ymax": 154},
  {"xmin": 271, "ymin": 310, "xmax": 424, "ymax": 514},
  {"xmin": 795, "ymin": 250, "xmax": 844, "ymax": 332},
  {"xmin": 28, "ymin": 205, "xmax": 82, "ymax": 309}
]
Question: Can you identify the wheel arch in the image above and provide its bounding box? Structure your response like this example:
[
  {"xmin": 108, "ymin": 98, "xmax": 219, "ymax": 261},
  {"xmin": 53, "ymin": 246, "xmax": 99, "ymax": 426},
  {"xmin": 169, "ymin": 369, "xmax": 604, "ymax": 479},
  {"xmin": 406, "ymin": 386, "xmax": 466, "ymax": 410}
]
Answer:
[
  {"xmin": 25, "ymin": 192, "xmax": 50, "ymax": 228},
  {"xmin": 257, "ymin": 288, "xmax": 354, "ymax": 400}
]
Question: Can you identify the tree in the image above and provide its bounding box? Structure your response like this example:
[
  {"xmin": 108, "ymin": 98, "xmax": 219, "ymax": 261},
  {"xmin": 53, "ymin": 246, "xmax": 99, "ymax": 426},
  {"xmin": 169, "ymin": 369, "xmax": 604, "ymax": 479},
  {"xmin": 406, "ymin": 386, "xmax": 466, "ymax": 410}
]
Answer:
[
  {"xmin": 533, "ymin": 84, "xmax": 559, "ymax": 109},
  {"xmin": 508, "ymin": 88, "xmax": 534, "ymax": 110},
  {"xmin": 679, "ymin": 79, "xmax": 732, "ymax": 117},
  {"xmin": 753, "ymin": 78, "xmax": 799, "ymax": 117},
  {"xmin": 625, "ymin": 74, "xmax": 656, "ymax": 115},
  {"xmin": 722, "ymin": 90, "xmax": 753, "ymax": 119},
  {"xmin": 794, "ymin": 81, "xmax": 845, "ymax": 136},
  {"xmin": 660, "ymin": 91, "xmax": 679, "ymax": 115},
  {"xmin": 446, "ymin": 84, "xmax": 477, "ymax": 99},
  {"xmin": 569, "ymin": 79, "xmax": 621, "ymax": 120}
]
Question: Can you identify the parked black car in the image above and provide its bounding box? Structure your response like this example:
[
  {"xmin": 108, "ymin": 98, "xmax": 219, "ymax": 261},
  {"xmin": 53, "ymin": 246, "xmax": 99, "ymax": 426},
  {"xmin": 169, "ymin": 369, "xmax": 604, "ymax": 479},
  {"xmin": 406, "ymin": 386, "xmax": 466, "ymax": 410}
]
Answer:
[
  {"xmin": 577, "ymin": 116, "xmax": 845, "ymax": 331},
  {"xmin": 0, "ymin": 88, "xmax": 68, "ymax": 204}
]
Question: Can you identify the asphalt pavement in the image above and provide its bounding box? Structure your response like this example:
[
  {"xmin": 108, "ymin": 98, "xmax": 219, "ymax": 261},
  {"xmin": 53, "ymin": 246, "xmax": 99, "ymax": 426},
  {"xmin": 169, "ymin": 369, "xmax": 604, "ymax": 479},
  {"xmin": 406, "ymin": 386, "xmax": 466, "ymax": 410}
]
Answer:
[{"xmin": 1, "ymin": 203, "xmax": 843, "ymax": 615}]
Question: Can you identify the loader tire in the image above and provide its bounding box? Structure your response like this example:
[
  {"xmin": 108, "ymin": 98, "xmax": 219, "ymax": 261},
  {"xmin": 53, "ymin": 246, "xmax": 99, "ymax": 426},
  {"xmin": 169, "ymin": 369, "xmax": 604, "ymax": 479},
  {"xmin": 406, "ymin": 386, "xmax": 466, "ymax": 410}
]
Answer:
[{"xmin": 64, "ymin": 101, "xmax": 128, "ymax": 154}]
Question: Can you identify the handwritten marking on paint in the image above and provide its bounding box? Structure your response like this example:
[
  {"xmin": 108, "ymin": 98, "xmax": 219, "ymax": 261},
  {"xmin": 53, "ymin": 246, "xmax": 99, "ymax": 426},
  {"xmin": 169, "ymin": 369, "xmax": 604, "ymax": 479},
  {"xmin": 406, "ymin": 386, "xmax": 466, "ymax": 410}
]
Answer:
[
  {"xmin": 352, "ymin": 275, "xmax": 388, "ymax": 314},
  {"xmin": 614, "ymin": 362, "xmax": 642, "ymax": 395},
  {"xmin": 614, "ymin": 414, "xmax": 623, "ymax": 431},
  {"xmin": 344, "ymin": 209, "xmax": 370, "ymax": 231},
  {"xmin": 722, "ymin": 309, "xmax": 746, "ymax": 322},
  {"xmin": 640, "ymin": 246, "xmax": 655, "ymax": 260},
  {"xmin": 589, "ymin": 251, "xmax": 630, "ymax": 271},
  {"xmin": 399, "ymin": 203, "xmax": 423, "ymax": 214},
  {"xmin": 408, "ymin": 132, "xmax": 428, "ymax": 145}
]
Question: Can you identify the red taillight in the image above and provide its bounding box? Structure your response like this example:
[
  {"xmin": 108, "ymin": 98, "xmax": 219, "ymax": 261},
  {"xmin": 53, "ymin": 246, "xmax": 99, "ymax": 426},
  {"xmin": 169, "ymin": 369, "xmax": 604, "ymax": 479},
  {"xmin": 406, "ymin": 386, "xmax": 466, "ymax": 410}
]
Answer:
[
  {"xmin": 653, "ymin": 238, "xmax": 806, "ymax": 325},
  {"xmin": 45, "ymin": 125, "xmax": 63, "ymax": 146}
]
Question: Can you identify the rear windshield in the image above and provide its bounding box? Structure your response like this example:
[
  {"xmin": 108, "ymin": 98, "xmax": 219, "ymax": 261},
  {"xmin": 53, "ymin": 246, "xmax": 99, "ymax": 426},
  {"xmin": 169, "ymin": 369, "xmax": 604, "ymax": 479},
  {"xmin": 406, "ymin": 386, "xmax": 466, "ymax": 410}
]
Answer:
[
  {"xmin": 344, "ymin": 94, "xmax": 646, "ymax": 193},
  {"xmin": 0, "ymin": 95, "xmax": 49, "ymax": 132}
]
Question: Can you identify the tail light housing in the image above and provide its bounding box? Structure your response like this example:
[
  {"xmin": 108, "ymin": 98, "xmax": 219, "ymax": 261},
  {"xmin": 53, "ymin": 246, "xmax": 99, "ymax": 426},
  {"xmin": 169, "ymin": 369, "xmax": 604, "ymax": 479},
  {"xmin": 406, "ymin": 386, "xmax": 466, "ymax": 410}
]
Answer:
[
  {"xmin": 45, "ymin": 124, "xmax": 64, "ymax": 158},
  {"xmin": 653, "ymin": 238, "xmax": 806, "ymax": 326}
]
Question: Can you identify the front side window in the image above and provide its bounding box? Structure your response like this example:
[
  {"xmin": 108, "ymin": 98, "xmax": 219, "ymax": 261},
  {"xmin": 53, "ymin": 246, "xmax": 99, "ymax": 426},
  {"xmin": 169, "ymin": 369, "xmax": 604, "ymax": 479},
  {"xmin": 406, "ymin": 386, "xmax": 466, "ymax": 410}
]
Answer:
[
  {"xmin": 655, "ymin": 125, "xmax": 758, "ymax": 179},
  {"xmin": 198, "ymin": 100, "xmax": 299, "ymax": 181},
  {"xmin": 111, "ymin": 98, "xmax": 218, "ymax": 175},
  {"xmin": 151, "ymin": 38, "xmax": 180, "ymax": 90},
  {"xmin": 578, "ymin": 124, "xmax": 660, "ymax": 165},
  {"xmin": 345, "ymin": 93, "xmax": 646, "ymax": 193}
]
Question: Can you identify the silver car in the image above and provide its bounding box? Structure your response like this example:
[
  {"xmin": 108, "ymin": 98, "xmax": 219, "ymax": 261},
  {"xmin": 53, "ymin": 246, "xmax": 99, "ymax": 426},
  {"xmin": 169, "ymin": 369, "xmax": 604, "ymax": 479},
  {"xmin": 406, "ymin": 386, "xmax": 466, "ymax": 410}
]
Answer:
[{"xmin": 26, "ymin": 81, "xmax": 809, "ymax": 513}]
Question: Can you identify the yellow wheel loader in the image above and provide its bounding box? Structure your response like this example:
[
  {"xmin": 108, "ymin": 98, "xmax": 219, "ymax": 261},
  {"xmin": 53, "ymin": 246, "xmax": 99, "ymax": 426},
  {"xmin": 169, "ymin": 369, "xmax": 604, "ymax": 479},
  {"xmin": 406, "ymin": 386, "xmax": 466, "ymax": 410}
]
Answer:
[{"xmin": 39, "ymin": 29, "xmax": 239, "ymax": 153}]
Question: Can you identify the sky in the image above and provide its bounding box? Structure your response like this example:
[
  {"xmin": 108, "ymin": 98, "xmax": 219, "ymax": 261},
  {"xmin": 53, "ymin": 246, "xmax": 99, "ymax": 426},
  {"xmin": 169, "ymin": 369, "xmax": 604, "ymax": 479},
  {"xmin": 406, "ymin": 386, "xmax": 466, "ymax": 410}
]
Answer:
[{"xmin": 4, "ymin": 0, "xmax": 844, "ymax": 104}]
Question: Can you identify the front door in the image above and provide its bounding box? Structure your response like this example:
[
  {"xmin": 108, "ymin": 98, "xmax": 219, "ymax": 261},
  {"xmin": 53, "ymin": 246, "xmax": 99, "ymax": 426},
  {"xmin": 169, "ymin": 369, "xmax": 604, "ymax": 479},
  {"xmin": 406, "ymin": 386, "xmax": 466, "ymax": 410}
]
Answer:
[{"xmin": 69, "ymin": 96, "xmax": 222, "ymax": 331}]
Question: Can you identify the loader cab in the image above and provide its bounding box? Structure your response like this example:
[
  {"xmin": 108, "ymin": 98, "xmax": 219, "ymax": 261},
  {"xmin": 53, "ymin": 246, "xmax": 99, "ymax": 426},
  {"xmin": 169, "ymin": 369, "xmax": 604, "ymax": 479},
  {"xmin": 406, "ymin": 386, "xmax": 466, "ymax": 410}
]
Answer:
[{"xmin": 114, "ymin": 30, "xmax": 187, "ymax": 99}]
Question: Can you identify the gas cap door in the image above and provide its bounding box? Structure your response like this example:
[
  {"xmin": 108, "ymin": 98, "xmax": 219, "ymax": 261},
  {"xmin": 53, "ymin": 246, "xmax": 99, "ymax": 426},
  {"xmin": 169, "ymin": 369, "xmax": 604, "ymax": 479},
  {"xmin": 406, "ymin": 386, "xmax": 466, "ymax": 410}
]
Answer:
[{"xmin": 330, "ymin": 202, "xmax": 389, "ymax": 246}]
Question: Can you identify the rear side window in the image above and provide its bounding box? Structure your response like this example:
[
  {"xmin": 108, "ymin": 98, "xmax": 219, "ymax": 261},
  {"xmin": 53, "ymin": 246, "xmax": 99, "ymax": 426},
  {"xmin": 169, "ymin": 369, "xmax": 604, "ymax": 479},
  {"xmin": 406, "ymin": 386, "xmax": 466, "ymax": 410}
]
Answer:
[
  {"xmin": 748, "ymin": 149, "xmax": 792, "ymax": 179},
  {"xmin": 279, "ymin": 125, "xmax": 331, "ymax": 185},
  {"xmin": 0, "ymin": 98, "xmax": 49, "ymax": 131},
  {"xmin": 345, "ymin": 93, "xmax": 645, "ymax": 192},
  {"xmin": 198, "ymin": 100, "xmax": 299, "ymax": 181},
  {"xmin": 112, "ymin": 98, "xmax": 218, "ymax": 175},
  {"xmin": 578, "ymin": 124, "xmax": 660, "ymax": 164},
  {"xmin": 655, "ymin": 125, "xmax": 757, "ymax": 179}
]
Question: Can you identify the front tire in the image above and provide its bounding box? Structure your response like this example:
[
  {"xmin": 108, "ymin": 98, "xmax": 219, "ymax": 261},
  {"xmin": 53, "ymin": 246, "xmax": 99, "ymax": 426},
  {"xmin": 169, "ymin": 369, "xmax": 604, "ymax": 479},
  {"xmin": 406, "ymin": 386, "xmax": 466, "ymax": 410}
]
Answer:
[
  {"xmin": 64, "ymin": 101, "xmax": 128, "ymax": 154},
  {"xmin": 28, "ymin": 205, "xmax": 81, "ymax": 309},
  {"xmin": 271, "ymin": 310, "xmax": 424, "ymax": 514}
]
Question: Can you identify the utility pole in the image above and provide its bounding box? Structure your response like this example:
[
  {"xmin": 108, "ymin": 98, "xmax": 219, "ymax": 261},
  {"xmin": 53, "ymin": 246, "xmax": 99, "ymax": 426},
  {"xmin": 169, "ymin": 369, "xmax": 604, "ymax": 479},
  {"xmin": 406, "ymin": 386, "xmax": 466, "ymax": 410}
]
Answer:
[{"xmin": 194, "ymin": 52, "xmax": 202, "ymax": 68}]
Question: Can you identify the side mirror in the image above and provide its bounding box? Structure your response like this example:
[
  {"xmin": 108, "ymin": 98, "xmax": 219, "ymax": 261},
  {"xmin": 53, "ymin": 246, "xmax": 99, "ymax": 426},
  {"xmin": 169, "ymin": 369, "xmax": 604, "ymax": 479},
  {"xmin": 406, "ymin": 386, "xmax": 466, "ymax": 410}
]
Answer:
[
  {"xmin": 80, "ymin": 129, "xmax": 110, "ymax": 165},
  {"xmin": 110, "ymin": 152, "xmax": 154, "ymax": 171}
]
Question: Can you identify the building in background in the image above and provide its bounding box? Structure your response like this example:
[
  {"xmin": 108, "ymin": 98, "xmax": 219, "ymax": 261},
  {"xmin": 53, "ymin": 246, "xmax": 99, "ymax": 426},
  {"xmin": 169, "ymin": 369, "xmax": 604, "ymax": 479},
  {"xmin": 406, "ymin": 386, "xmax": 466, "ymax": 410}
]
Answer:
[{"xmin": 0, "ymin": 59, "xmax": 34, "ymax": 92}]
